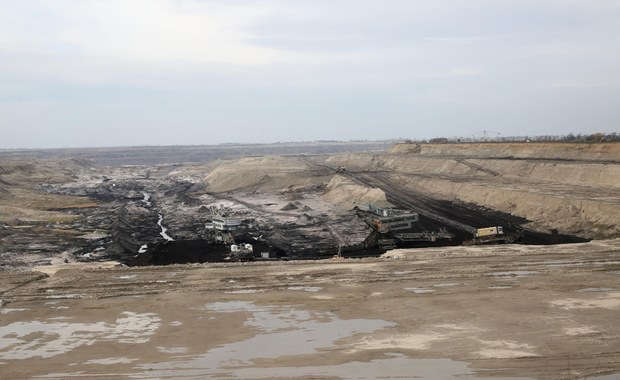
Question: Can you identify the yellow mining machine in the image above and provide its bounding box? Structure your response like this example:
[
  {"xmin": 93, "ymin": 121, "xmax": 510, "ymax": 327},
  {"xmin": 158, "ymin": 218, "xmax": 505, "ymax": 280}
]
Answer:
[{"xmin": 463, "ymin": 226, "xmax": 514, "ymax": 245}]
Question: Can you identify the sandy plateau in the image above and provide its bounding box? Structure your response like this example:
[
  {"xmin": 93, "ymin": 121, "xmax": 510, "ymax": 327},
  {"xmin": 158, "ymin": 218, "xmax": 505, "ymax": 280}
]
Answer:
[
  {"xmin": 2, "ymin": 240, "xmax": 620, "ymax": 379},
  {"xmin": 1, "ymin": 142, "xmax": 620, "ymax": 379}
]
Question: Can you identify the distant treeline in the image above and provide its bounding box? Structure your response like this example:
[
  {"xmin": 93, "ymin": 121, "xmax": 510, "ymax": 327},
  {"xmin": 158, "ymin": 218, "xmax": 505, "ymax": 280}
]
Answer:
[{"xmin": 403, "ymin": 132, "xmax": 620, "ymax": 144}]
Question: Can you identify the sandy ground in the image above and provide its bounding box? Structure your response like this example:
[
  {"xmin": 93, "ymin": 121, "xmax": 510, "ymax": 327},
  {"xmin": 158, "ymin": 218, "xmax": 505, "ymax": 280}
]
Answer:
[{"xmin": 2, "ymin": 240, "xmax": 620, "ymax": 379}]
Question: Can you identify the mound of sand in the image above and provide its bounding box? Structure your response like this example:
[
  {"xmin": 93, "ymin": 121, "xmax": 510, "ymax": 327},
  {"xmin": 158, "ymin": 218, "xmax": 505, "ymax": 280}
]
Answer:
[
  {"xmin": 322, "ymin": 175, "xmax": 391, "ymax": 209},
  {"xmin": 204, "ymin": 156, "xmax": 331, "ymax": 193},
  {"xmin": 281, "ymin": 202, "xmax": 299, "ymax": 211}
]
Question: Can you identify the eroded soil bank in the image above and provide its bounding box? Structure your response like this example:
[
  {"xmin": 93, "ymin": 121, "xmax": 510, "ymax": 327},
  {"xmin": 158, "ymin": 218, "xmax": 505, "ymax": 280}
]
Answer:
[{"xmin": 2, "ymin": 239, "xmax": 620, "ymax": 379}]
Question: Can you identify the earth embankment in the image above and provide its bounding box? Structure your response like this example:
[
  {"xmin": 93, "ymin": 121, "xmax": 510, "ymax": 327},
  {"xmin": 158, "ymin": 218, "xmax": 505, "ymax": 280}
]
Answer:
[
  {"xmin": 324, "ymin": 142, "xmax": 620, "ymax": 239},
  {"xmin": 391, "ymin": 141, "xmax": 620, "ymax": 162}
]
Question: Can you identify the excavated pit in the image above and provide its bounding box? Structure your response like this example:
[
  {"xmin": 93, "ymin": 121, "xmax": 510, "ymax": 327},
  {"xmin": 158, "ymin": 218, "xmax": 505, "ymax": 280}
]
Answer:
[
  {"xmin": 127, "ymin": 239, "xmax": 285, "ymax": 266},
  {"xmin": 124, "ymin": 195, "xmax": 588, "ymax": 267},
  {"xmin": 128, "ymin": 238, "xmax": 385, "ymax": 266},
  {"xmin": 1, "ymin": 142, "xmax": 614, "ymax": 270},
  {"xmin": 410, "ymin": 200, "xmax": 590, "ymax": 246}
]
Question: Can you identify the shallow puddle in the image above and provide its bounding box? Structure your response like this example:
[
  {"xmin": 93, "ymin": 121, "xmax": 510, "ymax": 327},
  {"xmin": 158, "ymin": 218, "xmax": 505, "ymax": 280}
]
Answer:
[
  {"xmin": 587, "ymin": 374, "xmax": 620, "ymax": 379},
  {"xmin": 44, "ymin": 294, "xmax": 83, "ymax": 300},
  {"xmin": 224, "ymin": 289, "xmax": 265, "ymax": 294},
  {"xmin": 116, "ymin": 275, "xmax": 137, "ymax": 280},
  {"xmin": 0, "ymin": 308, "xmax": 28, "ymax": 315},
  {"xmin": 0, "ymin": 312, "xmax": 160, "ymax": 360},
  {"xmin": 489, "ymin": 285, "xmax": 514, "ymax": 289},
  {"xmin": 212, "ymin": 354, "xmax": 533, "ymax": 380},
  {"xmin": 578, "ymin": 288, "xmax": 613, "ymax": 293},
  {"xmin": 434, "ymin": 282, "xmax": 462, "ymax": 287},
  {"xmin": 138, "ymin": 301, "xmax": 397, "ymax": 376},
  {"xmin": 405, "ymin": 287, "xmax": 436, "ymax": 294},
  {"xmin": 287, "ymin": 286, "xmax": 322, "ymax": 292},
  {"xmin": 392, "ymin": 270, "xmax": 414, "ymax": 275},
  {"xmin": 84, "ymin": 357, "xmax": 137, "ymax": 365}
]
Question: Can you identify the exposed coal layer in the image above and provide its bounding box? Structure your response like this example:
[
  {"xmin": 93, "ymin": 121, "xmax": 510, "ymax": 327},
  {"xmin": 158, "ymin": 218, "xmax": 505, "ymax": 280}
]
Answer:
[
  {"xmin": 128, "ymin": 238, "xmax": 387, "ymax": 266},
  {"xmin": 128, "ymin": 241, "xmax": 231, "ymax": 265},
  {"xmin": 128, "ymin": 239, "xmax": 284, "ymax": 266},
  {"xmin": 125, "ymin": 192, "xmax": 588, "ymax": 266},
  {"xmin": 352, "ymin": 172, "xmax": 590, "ymax": 246}
]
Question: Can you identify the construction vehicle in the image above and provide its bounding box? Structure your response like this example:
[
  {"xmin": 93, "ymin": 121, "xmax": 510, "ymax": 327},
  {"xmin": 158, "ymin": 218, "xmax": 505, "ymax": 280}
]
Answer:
[
  {"xmin": 356, "ymin": 205, "xmax": 454, "ymax": 250},
  {"xmin": 206, "ymin": 205, "xmax": 250, "ymax": 259},
  {"xmin": 464, "ymin": 226, "xmax": 513, "ymax": 245},
  {"xmin": 228, "ymin": 243, "xmax": 254, "ymax": 261}
]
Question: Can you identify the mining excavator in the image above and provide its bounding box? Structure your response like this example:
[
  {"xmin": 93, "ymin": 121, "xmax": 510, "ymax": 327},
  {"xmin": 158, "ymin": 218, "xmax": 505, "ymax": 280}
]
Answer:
[
  {"xmin": 356, "ymin": 205, "xmax": 454, "ymax": 250},
  {"xmin": 357, "ymin": 204, "xmax": 515, "ymax": 249}
]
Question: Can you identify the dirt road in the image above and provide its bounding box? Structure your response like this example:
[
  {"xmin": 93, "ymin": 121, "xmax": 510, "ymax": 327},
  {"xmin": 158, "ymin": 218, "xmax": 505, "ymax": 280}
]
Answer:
[{"xmin": 2, "ymin": 239, "xmax": 620, "ymax": 379}]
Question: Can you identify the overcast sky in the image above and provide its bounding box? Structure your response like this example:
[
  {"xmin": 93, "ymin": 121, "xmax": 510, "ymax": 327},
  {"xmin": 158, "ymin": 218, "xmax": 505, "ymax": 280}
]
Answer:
[{"xmin": 1, "ymin": 1, "xmax": 619, "ymax": 148}]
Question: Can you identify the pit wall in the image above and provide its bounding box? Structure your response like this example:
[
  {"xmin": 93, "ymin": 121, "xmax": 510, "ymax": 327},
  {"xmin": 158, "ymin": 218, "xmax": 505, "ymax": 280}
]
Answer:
[
  {"xmin": 326, "ymin": 152, "xmax": 620, "ymax": 189},
  {"xmin": 326, "ymin": 143, "xmax": 620, "ymax": 239},
  {"xmin": 391, "ymin": 142, "xmax": 620, "ymax": 162},
  {"xmin": 400, "ymin": 176, "xmax": 620, "ymax": 239}
]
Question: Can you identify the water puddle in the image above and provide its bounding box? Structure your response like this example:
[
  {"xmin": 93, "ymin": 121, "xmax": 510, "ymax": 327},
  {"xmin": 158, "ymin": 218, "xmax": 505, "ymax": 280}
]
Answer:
[
  {"xmin": 141, "ymin": 192, "xmax": 151, "ymax": 207},
  {"xmin": 157, "ymin": 347, "xmax": 188, "ymax": 354},
  {"xmin": 564, "ymin": 326, "xmax": 600, "ymax": 336},
  {"xmin": 0, "ymin": 311, "xmax": 160, "ymax": 359},
  {"xmin": 0, "ymin": 308, "xmax": 28, "ymax": 315},
  {"xmin": 578, "ymin": 288, "xmax": 613, "ymax": 293},
  {"xmin": 224, "ymin": 354, "xmax": 534, "ymax": 379},
  {"xmin": 393, "ymin": 270, "xmax": 414, "ymax": 275},
  {"xmin": 45, "ymin": 294, "xmax": 83, "ymax": 300},
  {"xmin": 84, "ymin": 357, "xmax": 138, "ymax": 365},
  {"xmin": 116, "ymin": 275, "xmax": 137, "ymax": 280},
  {"xmin": 405, "ymin": 287, "xmax": 436, "ymax": 294},
  {"xmin": 225, "ymin": 289, "xmax": 265, "ymax": 294},
  {"xmin": 47, "ymin": 316, "xmax": 72, "ymax": 321},
  {"xmin": 526, "ymin": 260, "xmax": 620, "ymax": 269},
  {"xmin": 587, "ymin": 373, "xmax": 620, "ymax": 379},
  {"xmin": 157, "ymin": 214, "xmax": 174, "ymax": 242},
  {"xmin": 434, "ymin": 283, "xmax": 462, "ymax": 288},
  {"xmin": 287, "ymin": 286, "xmax": 322, "ymax": 292},
  {"xmin": 311, "ymin": 294, "xmax": 334, "ymax": 300},
  {"xmin": 137, "ymin": 301, "xmax": 396, "ymax": 376}
]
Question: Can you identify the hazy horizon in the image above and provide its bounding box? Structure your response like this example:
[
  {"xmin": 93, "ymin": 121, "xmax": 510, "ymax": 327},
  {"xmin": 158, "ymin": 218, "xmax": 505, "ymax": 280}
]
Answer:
[{"xmin": 1, "ymin": 1, "xmax": 619, "ymax": 149}]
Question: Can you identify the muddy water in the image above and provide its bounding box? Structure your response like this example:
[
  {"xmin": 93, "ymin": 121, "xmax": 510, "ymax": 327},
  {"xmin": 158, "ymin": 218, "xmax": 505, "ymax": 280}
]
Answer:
[
  {"xmin": 138, "ymin": 301, "xmax": 395, "ymax": 374},
  {"xmin": 0, "ymin": 312, "xmax": 160, "ymax": 360},
  {"xmin": 130, "ymin": 301, "xmax": 531, "ymax": 380}
]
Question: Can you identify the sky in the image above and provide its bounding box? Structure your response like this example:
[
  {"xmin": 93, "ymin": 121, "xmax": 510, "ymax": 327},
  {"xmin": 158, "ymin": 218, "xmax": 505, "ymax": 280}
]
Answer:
[{"xmin": 1, "ymin": 0, "xmax": 619, "ymax": 149}]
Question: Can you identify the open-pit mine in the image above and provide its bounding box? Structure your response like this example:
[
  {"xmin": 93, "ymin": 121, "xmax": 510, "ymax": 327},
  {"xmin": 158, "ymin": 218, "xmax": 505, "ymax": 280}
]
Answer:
[{"xmin": 1, "ymin": 141, "xmax": 619, "ymax": 379}]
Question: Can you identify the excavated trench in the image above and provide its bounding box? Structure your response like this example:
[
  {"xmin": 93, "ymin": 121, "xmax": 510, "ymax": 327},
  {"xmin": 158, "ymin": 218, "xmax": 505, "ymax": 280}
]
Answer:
[
  {"xmin": 412, "ymin": 200, "xmax": 589, "ymax": 246},
  {"xmin": 1, "ymin": 143, "xmax": 613, "ymax": 272},
  {"xmin": 50, "ymin": 158, "xmax": 589, "ymax": 268},
  {"xmin": 125, "ymin": 196, "xmax": 588, "ymax": 267},
  {"xmin": 32, "ymin": 175, "xmax": 587, "ymax": 267}
]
